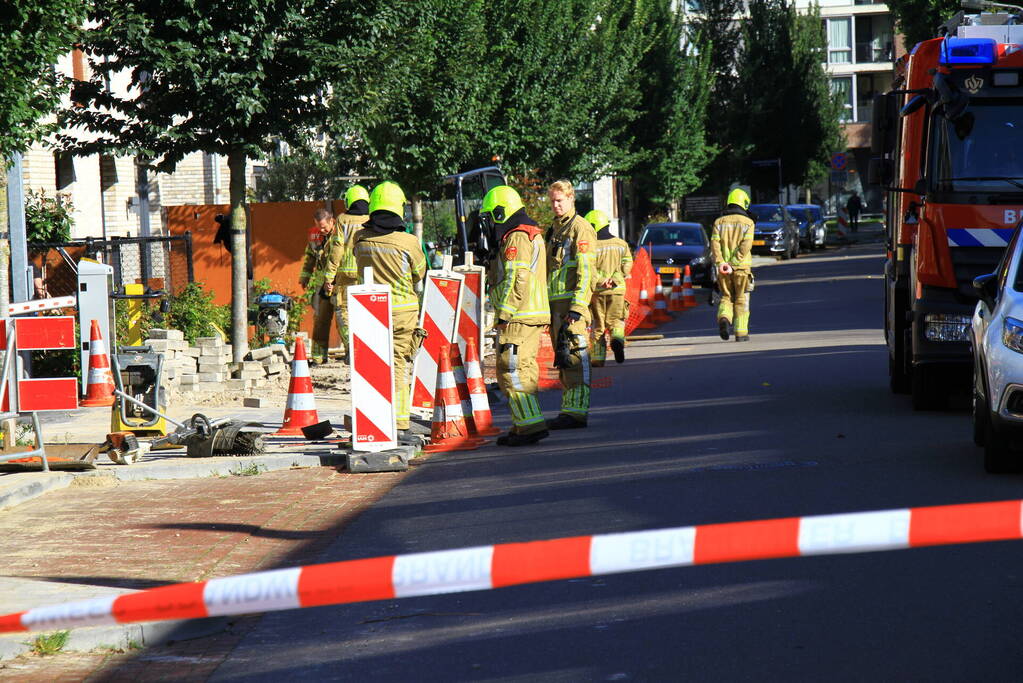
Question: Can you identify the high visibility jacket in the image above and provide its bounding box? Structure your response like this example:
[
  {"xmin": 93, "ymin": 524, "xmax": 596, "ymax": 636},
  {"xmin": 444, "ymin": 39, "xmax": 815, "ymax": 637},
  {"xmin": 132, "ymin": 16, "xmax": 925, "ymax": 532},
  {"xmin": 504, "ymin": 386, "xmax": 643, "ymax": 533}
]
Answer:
[
  {"xmin": 546, "ymin": 213, "xmax": 598, "ymax": 316},
  {"xmin": 323, "ymin": 212, "xmax": 366, "ymax": 285},
  {"xmin": 353, "ymin": 228, "xmax": 426, "ymax": 312},
  {"xmin": 489, "ymin": 223, "xmax": 550, "ymax": 326},
  {"xmin": 593, "ymin": 236, "xmax": 633, "ymax": 295},
  {"xmin": 299, "ymin": 230, "xmax": 330, "ymax": 286},
  {"xmin": 711, "ymin": 208, "xmax": 755, "ymax": 271}
]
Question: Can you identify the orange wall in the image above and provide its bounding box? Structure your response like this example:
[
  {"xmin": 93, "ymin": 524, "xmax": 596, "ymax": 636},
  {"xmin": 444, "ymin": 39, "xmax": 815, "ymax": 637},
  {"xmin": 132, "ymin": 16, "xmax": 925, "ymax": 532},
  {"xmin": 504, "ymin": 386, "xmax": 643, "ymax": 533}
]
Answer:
[{"xmin": 166, "ymin": 200, "xmax": 346, "ymax": 345}]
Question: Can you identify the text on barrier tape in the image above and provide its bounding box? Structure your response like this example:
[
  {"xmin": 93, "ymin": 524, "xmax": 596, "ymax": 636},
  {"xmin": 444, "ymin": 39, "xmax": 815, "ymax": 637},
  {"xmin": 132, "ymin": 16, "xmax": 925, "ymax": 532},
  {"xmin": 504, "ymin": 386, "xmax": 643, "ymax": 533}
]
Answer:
[{"xmin": 1, "ymin": 499, "xmax": 1020, "ymax": 634}]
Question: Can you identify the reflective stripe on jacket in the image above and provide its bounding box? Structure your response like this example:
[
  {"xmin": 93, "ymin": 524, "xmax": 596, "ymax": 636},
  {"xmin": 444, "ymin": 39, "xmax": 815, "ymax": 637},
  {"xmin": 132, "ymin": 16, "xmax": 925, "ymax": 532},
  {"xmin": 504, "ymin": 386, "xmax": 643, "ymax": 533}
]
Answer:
[
  {"xmin": 546, "ymin": 213, "xmax": 598, "ymax": 315},
  {"xmin": 490, "ymin": 228, "xmax": 550, "ymax": 325},
  {"xmin": 593, "ymin": 237, "xmax": 633, "ymax": 295},
  {"xmin": 324, "ymin": 213, "xmax": 366, "ymax": 284},
  {"xmin": 353, "ymin": 228, "xmax": 426, "ymax": 311},
  {"xmin": 711, "ymin": 212, "xmax": 755, "ymax": 271}
]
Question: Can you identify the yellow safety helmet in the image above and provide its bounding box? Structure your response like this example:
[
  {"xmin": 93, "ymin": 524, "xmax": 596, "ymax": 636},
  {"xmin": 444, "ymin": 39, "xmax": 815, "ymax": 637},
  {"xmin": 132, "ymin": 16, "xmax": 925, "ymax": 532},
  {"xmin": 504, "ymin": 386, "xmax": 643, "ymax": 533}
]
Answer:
[
  {"xmin": 481, "ymin": 185, "xmax": 524, "ymax": 223},
  {"xmin": 345, "ymin": 184, "xmax": 369, "ymax": 207},
  {"xmin": 584, "ymin": 209, "xmax": 610, "ymax": 231},
  {"xmin": 726, "ymin": 187, "xmax": 751, "ymax": 210},
  {"xmin": 368, "ymin": 181, "xmax": 407, "ymax": 216}
]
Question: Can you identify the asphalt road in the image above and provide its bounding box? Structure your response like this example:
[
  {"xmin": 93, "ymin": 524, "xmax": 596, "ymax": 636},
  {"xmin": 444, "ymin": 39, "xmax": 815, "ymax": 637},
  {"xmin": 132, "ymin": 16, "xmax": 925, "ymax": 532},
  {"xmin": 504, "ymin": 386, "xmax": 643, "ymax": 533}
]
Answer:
[{"xmin": 210, "ymin": 243, "xmax": 1023, "ymax": 682}]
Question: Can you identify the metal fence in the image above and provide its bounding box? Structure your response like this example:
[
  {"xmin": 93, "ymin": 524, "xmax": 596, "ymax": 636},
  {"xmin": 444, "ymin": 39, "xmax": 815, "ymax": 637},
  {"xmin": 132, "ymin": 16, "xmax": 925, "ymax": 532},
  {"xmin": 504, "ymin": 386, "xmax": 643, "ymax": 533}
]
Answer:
[{"xmin": 28, "ymin": 233, "xmax": 195, "ymax": 299}]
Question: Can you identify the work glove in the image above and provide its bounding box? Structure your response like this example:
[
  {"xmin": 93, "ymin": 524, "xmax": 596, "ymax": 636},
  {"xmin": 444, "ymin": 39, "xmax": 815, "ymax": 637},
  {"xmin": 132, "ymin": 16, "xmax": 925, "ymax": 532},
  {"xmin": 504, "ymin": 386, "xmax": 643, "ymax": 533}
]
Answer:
[{"xmin": 564, "ymin": 311, "xmax": 582, "ymax": 323}]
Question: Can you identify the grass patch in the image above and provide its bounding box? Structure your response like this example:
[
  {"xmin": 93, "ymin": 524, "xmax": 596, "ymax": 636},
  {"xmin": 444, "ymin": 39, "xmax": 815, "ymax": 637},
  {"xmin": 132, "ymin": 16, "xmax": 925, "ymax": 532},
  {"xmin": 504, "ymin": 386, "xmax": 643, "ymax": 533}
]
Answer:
[
  {"xmin": 31, "ymin": 630, "xmax": 69, "ymax": 656},
  {"xmin": 229, "ymin": 462, "xmax": 266, "ymax": 477}
]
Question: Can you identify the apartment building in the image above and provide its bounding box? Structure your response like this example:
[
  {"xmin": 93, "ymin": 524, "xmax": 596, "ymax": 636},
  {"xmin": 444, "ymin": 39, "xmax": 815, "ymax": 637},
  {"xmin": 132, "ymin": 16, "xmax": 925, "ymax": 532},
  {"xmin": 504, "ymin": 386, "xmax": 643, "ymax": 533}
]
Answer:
[{"xmin": 794, "ymin": 0, "xmax": 906, "ymax": 209}]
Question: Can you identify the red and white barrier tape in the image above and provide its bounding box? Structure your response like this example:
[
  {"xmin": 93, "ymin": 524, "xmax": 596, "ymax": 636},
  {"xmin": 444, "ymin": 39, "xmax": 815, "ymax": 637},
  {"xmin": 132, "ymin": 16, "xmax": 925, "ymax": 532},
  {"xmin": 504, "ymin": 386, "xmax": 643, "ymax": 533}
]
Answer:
[
  {"xmin": 6, "ymin": 296, "xmax": 76, "ymax": 317},
  {"xmin": 2, "ymin": 499, "xmax": 1020, "ymax": 634}
]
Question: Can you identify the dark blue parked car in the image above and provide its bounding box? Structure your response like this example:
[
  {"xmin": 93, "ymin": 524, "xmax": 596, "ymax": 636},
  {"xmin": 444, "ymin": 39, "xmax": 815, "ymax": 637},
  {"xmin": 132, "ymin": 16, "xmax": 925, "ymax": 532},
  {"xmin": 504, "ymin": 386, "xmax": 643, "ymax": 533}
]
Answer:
[{"xmin": 638, "ymin": 222, "xmax": 715, "ymax": 287}]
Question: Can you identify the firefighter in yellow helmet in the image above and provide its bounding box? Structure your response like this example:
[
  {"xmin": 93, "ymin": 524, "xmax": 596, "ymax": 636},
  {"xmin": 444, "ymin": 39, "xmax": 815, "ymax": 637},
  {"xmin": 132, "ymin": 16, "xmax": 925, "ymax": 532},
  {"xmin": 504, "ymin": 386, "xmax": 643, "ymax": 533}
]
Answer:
[
  {"xmin": 323, "ymin": 184, "xmax": 370, "ymax": 362},
  {"xmin": 482, "ymin": 185, "xmax": 551, "ymax": 446},
  {"xmin": 299, "ymin": 207, "xmax": 337, "ymax": 364},
  {"xmin": 585, "ymin": 209, "xmax": 633, "ymax": 365},
  {"xmin": 546, "ymin": 180, "xmax": 598, "ymax": 428},
  {"xmin": 352, "ymin": 181, "xmax": 427, "ymax": 432},
  {"xmin": 711, "ymin": 187, "xmax": 755, "ymax": 341}
]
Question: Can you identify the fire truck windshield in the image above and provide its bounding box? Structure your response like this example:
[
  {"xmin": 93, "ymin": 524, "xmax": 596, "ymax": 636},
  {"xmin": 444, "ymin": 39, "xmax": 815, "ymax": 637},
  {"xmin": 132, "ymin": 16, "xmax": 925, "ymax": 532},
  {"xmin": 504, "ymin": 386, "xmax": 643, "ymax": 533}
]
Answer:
[{"xmin": 931, "ymin": 100, "xmax": 1023, "ymax": 196}]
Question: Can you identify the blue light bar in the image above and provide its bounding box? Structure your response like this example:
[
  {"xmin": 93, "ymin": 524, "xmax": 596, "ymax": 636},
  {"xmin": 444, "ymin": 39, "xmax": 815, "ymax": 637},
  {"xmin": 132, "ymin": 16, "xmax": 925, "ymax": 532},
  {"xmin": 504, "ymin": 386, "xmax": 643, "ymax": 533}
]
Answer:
[{"xmin": 940, "ymin": 37, "xmax": 998, "ymax": 65}]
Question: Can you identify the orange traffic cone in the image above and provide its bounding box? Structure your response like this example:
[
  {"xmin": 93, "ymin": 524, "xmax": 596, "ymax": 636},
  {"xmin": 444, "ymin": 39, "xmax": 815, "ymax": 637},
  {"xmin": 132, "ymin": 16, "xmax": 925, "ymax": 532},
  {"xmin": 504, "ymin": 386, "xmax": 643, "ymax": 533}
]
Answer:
[
  {"xmin": 651, "ymin": 281, "xmax": 673, "ymax": 323},
  {"xmin": 636, "ymin": 286, "xmax": 657, "ymax": 329},
  {"xmin": 538, "ymin": 329, "xmax": 562, "ymax": 390},
  {"xmin": 424, "ymin": 344, "xmax": 488, "ymax": 453},
  {"xmin": 669, "ymin": 270, "xmax": 684, "ymax": 311},
  {"xmin": 276, "ymin": 337, "xmax": 319, "ymax": 435},
  {"xmin": 463, "ymin": 338, "xmax": 500, "ymax": 436},
  {"xmin": 682, "ymin": 265, "xmax": 697, "ymax": 308},
  {"xmin": 451, "ymin": 344, "xmax": 482, "ymax": 437},
  {"xmin": 81, "ymin": 320, "xmax": 116, "ymax": 407}
]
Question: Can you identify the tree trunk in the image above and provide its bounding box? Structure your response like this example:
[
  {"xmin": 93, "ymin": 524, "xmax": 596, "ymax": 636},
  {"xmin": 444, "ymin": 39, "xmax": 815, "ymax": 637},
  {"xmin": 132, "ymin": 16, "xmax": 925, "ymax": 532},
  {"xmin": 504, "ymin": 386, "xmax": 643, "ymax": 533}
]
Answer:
[
  {"xmin": 412, "ymin": 195, "xmax": 424, "ymax": 244},
  {"xmin": 227, "ymin": 149, "xmax": 248, "ymax": 363},
  {"xmin": 668, "ymin": 199, "xmax": 679, "ymax": 222}
]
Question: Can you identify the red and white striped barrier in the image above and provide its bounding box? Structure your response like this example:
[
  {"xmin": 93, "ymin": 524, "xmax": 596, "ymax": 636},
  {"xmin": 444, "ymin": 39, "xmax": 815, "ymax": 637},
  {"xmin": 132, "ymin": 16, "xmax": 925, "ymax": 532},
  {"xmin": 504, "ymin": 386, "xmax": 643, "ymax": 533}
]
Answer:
[
  {"xmin": 454, "ymin": 255, "xmax": 485, "ymax": 362},
  {"xmin": 6, "ymin": 295, "xmax": 77, "ymax": 317},
  {"xmin": 411, "ymin": 271, "xmax": 464, "ymax": 411},
  {"xmin": 2, "ymin": 498, "xmax": 1022, "ymax": 634},
  {"xmin": 348, "ymin": 285, "xmax": 397, "ymax": 451}
]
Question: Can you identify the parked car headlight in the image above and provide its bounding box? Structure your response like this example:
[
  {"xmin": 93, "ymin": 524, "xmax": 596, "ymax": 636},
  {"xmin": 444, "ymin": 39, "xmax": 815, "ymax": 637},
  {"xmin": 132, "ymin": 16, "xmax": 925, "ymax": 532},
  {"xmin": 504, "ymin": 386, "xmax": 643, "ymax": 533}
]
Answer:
[
  {"xmin": 1003, "ymin": 317, "xmax": 1023, "ymax": 353},
  {"xmin": 690, "ymin": 256, "xmax": 705, "ymax": 265},
  {"xmin": 924, "ymin": 313, "xmax": 971, "ymax": 342}
]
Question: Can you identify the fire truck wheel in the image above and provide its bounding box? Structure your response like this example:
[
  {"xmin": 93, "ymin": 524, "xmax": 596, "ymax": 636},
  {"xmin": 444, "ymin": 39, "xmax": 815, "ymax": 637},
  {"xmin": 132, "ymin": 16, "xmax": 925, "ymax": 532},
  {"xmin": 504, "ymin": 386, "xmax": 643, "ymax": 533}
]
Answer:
[{"xmin": 911, "ymin": 365, "xmax": 947, "ymax": 411}]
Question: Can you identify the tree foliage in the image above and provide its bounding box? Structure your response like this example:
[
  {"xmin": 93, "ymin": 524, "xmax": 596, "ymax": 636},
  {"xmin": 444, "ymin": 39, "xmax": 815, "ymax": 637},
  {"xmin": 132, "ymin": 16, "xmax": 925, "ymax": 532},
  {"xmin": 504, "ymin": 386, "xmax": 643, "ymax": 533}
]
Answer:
[
  {"xmin": 61, "ymin": 0, "xmax": 391, "ymax": 172},
  {"xmin": 886, "ymin": 0, "xmax": 957, "ymax": 49},
  {"xmin": 0, "ymin": 0, "xmax": 84, "ymax": 161},
  {"xmin": 629, "ymin": 5, "xmax": 715, "ymax": 207},
  {"xmin": 732, "ymin": 0, "xmax": 843, "ymax": 195}
]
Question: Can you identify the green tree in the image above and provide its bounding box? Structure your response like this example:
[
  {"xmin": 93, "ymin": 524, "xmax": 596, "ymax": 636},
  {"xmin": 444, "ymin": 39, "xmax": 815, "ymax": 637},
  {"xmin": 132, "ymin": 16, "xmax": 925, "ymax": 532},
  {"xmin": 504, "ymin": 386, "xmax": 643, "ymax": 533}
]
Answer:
[
  {"xmin": 481, "ymin": 0, "xmax": 652, "ymax": 182},
  {"xmin": 256, "ymin": 147, "xmax": 344, "ymax": 203},
  {"xmin": 629, "ymin": 2, "xmax": 715, "ymax": 213},
  {"xmin": 887, "ymin": 0, "xmax": 957, "ymax": 49},
  {"xmin": 689, "ymin": 0, "xmax": 746, "ymax": 192},
  {"xmin": 735, "ymin": 0, "xmax": 842, "ymax": 197},
  {"xmin": 61, "ymin": 0, "xmax": 393, "ymax": 361},
  {"xmin": 0, "ymin": 1, "xmax": 85, "ymax": 310},
  {"xmin": 337, "ymin": 0, "xmax": 494, "ymax": 240}
]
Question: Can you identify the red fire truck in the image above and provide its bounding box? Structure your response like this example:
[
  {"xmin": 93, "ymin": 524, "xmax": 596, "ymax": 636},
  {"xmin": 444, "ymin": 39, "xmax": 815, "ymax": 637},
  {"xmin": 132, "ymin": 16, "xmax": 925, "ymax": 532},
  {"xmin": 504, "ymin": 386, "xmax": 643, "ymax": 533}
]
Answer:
[{"xmin": 871, "ymin": 3, "xmax": 1023, "ymax": 409}]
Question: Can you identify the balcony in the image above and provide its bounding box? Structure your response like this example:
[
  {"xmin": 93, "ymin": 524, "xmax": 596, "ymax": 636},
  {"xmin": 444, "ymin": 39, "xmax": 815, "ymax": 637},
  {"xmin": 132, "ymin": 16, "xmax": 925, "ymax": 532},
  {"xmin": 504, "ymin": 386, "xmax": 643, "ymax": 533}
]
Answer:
[{"xmin": 855, "ymin": 41, "xmax": 892, "ymax": 64}]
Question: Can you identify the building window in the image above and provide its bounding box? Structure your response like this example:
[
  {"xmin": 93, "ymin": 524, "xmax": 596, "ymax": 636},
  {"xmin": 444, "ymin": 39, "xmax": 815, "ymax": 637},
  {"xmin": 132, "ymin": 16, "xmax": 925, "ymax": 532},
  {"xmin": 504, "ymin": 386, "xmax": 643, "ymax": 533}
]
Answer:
[
  {"xmin": 856, "ymin": 73, "xmax": 890, "ymax": 123},
  {"xmin": 55, "ymin": 152, "xmax": 76, "ymax": 190},
  {"xmin": 855, "ymin": 14, "xmax": 894, "ymax": 64},
  {"xmin": 827, "ymin": 18, "xmax": 852, "ymax": 64},
  {"xmin": 831, "ymin": 77, "xmax": 854, "ymax": 122}
]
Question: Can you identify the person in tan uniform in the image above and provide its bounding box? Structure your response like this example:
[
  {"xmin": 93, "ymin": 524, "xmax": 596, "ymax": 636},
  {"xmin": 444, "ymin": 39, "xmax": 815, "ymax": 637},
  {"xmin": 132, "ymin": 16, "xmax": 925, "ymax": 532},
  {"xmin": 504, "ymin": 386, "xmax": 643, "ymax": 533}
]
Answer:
[
  {"xmin": 352, "ymin": 181, "xmax": 426, "ymax": 432},
  {"xmin": 481, "ymin": 185, "xmax": 551, "ymax": 447},
  {"xmin": 323, "ymin": 184, "xmax": 370, "ymax": 362},
  {"xmin": 585, "ymin": 209, "xmax": 633, "ymax": 366},
  {"xmin": 711, "ymin": 187, "xmax": 755, "ymax": 342},
  {"xmin": 546, "ymin": 180, "xmax": 598, "ymax": 429},
  {"xmin": 299, "ymin": 208, "xmax": 337, "ymax": 364}
]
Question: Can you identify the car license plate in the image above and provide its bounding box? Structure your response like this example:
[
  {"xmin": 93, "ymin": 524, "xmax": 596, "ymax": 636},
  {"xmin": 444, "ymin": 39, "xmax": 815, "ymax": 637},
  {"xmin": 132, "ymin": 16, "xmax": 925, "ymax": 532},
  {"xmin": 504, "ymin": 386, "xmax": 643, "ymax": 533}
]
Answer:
[
  {"xmin": 752, "ymin": 240, "xmax": 766, "ymax": 246},
  {"xmin": 659, "ymin": 266, "xmax": 680, "ymax": 274}
]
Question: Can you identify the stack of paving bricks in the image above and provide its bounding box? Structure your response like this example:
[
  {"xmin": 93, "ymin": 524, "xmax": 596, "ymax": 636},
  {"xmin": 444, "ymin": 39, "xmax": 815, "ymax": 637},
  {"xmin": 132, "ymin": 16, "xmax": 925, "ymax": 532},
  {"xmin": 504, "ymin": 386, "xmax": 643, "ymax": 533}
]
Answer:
[{"xmin": 143, "ymin": 331, "xmax": 293, "ymax": 395}]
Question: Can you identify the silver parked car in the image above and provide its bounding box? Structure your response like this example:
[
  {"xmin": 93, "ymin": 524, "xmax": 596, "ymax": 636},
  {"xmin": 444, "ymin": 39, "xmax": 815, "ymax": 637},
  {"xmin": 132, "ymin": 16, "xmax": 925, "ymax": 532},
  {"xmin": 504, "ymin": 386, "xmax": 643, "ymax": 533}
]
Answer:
[{"xmin": 971, "ymin": 224, "xmax": 1023, "ymax": 472}]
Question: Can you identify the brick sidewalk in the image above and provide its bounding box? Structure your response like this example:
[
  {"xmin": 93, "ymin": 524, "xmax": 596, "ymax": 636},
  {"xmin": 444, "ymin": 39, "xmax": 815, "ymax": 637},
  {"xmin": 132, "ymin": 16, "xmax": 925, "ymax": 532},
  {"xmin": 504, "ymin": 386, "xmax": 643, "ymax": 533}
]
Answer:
[{"xmin": 0, "ymin": 466, "xmax": 403, "ymax": 681}]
